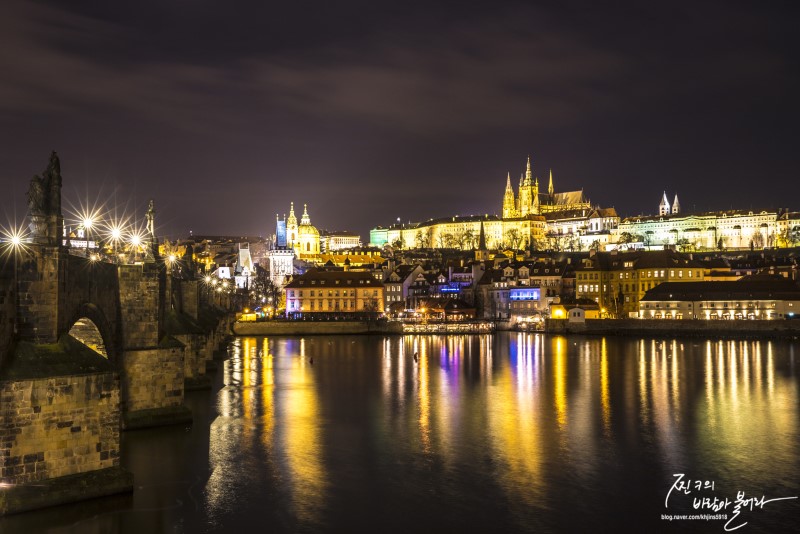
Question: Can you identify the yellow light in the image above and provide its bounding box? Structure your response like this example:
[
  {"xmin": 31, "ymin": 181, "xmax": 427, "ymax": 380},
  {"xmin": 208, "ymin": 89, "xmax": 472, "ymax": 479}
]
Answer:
[
  {"xmin": 552, "ymin": 308, "xmax": 565, "ymax": 319},
  {"xmin": 205, "ymin": 276, "xmax": 211, "ymax": 283},
  {"xmin": 168, "ymin": 254, "xmax": 176, "ymax": 263}
]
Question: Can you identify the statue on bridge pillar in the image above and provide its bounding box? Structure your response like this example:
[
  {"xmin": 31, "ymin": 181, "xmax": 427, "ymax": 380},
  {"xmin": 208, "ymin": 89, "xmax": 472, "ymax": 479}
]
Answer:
[
  {"xmin": 144, "ymin": 198, "xmax": 157, "ymax": 262},
  {"xmin": 27, "ymin": 151, "xmax": 64, "ymax": 246}
]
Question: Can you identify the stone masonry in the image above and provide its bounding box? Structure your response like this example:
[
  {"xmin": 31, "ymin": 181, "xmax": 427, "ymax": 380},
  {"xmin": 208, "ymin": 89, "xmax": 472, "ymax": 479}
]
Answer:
[{"xmin": 0, "ymin": 372, "xmax": 120, "ymax": 485}]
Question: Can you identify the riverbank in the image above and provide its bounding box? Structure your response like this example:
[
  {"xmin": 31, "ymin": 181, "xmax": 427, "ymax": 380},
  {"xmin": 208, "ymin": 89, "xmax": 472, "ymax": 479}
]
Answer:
[
  {"xmin": 545, "ymin": 318, "xmax": 800, "ymax": 338},
  {"xmin": 232, "ymin": 320, "xmax": 404, "ymax": 336}
]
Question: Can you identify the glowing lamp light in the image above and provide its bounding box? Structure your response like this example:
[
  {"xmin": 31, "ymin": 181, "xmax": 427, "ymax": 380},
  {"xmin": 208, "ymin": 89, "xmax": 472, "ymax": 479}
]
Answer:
[
  {"xmin": 204, "ymin": 276, "xmax": 211, "ymax": 283},
  {"xmin": 10, "ymin": 235, "xmax": 21, "ymax": 247},
  {"xmin": 111, "ymin": 227, "xmax": 122, "ymax": 240},
  {"xmin": 83, "ymin": 217, "xmax": 94, "ymax": 230},
  {"xmin": 168, "ymin": 254, "xmax": 176, "ymax": 263},
  {"xmin": 131, "ymin": 234, "xmax": 141, "ymax": 247}
]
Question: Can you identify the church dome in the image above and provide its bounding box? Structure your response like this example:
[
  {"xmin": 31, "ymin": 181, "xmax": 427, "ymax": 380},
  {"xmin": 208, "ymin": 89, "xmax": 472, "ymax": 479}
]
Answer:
[{"xmin": 298, "ymin": 223, "xmax": 319, "ymax": 237}]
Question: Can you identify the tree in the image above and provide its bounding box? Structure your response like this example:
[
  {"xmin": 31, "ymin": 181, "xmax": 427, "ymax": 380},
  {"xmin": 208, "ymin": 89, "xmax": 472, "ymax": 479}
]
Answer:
[
  {"xmin": 792, "ymin": 226, "xmax": 800, "ymax": 247},
  {"xmin": 454, "ymin": 229, "xmax": 469, "ymax": 250},
  {"xmin": 363, "ymin": 296, "xmax": 380, "ymax": 319},
  {"xmin": 751, "ymin": 232, "xmax": 765, "ymax": 250},
  {"xmin": 415, "ymin": 231, "xmax": 425, "ymax": 249},
  {"xmin": 676, "ymin": 238, "xmax": 692, "ymax": 252},
  {"xmin": 589, "ymin": 240, "xmax": 601, "ymax": 253},
  {"xmin": 392, "ymin": 237, "xmax": 405, "ymax": 249},
  {"xmin": 505, "ymin": 228, "xmax": 523, "ymax": 250},
  {"xmin": 618, "ymin": 232, "xmax": 636, "ymax": 244},
  {"xmin": 463, "ymin": 228, "xmax": 476, "ymax": 250}
]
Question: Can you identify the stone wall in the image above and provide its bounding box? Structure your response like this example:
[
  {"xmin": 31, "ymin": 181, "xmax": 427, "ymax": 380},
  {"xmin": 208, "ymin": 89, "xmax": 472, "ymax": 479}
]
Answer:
[
  {"xmin": 232, "ymin": 320, "xmax": 403, "ymax": 336},
  {"xmin": 0, "ymin": 372, "xmax": 120, "ymax": 485},
  {"xmin": 16, "ymin": 246, "xmax": 64, "ymax": 343},
  {"xmin": 0, "ymin": 273, "xmax": 14, "ymax": 370},
  {"xmin": 119, "ymin": 344, "xmax": 190, "ymax": 429},
  {"xmin": 117, "ymin": 264, "xmax": 161, "ymax": 349},
  {"xmin": 546, "ymin": 318, "xmax": 800, "ymax": 338},
  {"xmin": 180, "ymin": 280, "xmax": 199, "ymax": 320}
]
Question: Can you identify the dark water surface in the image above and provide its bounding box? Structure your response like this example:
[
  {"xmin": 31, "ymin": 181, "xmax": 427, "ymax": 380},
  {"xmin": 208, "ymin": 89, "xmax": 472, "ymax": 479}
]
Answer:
[{"xmin": 2, "ymin": 333, "xmax": 798, "ymax": 533}]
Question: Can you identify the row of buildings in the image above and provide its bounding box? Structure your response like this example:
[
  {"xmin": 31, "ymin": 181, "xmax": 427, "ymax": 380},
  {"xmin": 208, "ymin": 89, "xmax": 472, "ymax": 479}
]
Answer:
[
  {"xmin": 277, "ymin": 241, "xmax": 800, "ymax": 322},
  {"xmin": 208, "ymin": 153, "xmax": 800, "ymax": 322},
  {"xmin": 368, "ymin": 157, "xmax": 800, "ymax": 253}
]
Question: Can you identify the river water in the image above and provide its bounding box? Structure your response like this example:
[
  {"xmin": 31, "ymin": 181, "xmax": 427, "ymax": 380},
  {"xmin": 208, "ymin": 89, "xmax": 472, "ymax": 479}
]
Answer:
[{"xmin": 1, "ymin": 333, "xmax": 798, "ymax": 533}]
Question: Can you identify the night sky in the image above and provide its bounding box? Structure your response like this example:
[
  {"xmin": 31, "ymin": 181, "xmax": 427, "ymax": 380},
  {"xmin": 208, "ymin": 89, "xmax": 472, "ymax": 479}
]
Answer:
[{"xmin": 1, "ymin": 0, "xmax": 799, "ymax": 241}]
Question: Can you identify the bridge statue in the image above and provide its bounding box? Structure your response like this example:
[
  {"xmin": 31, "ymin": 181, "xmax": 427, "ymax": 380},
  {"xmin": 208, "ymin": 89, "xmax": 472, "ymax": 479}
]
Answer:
[{"xmin": 26, "ymin": 150, "xmax": 64, "ymax": 244}]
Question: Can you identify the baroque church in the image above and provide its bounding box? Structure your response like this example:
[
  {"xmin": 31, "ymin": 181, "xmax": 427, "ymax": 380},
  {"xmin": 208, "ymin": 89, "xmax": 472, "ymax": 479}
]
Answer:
[{"xmin": 285, "ymin": 202, "xmax": 320, "ymax": 259}]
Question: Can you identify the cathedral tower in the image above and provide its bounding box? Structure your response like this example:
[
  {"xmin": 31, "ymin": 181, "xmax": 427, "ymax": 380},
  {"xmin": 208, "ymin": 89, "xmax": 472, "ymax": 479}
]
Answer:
[
  {"xmin": 502, "ymin": 173, "xmax": 517, "ymax": 218},
  {"xmin": 519, "ymin": 156, "xmax": 534, "ymax": 216},
  {"xmin": 659, "ymin": 192, "xmax": 671, "ymax": 216},
  {"xmin": 287, "ymin": 202, "xmax": 298, "ymax": 245},
  {"xmin": 672, "ymin": 194, "xmax": 680, "ymax": 215}
]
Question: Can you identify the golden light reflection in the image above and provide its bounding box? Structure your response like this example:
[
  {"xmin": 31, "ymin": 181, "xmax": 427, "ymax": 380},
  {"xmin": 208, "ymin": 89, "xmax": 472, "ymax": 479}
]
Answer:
[
  {"xmin": 283, "ymin": 349, "xmax": 326, "ymax": 524},
  {"xmin": 260, "ymin": 338, "xmax": 275, "ymax": 452},
  {"xmin": 486, "ymin": 333, "xmax": 544, "ymax": 506},
  {"xmin": 417, "ymin": 340, "xmax": 431, "ymax": 453},
  {"xmin": 638, "ymin": 341, "xmax": 650, "ymax": 425},
  {"xmin": 600, "ymin": 338, "xmax": 610, "ymax": 433},
  {"xmin": 696, "ymin": 339, "xmax": 798, "ymax": 480},
  {"xmin": 553, "ymin": 337, "xmax": 567, "ymax": 428}
]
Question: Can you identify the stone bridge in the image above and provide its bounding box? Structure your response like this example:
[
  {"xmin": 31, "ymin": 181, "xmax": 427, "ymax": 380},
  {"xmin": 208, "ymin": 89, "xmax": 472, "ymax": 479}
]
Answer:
[{"xmin": 0, "ymin": 153, "xmax": 233, "ymax": 514}]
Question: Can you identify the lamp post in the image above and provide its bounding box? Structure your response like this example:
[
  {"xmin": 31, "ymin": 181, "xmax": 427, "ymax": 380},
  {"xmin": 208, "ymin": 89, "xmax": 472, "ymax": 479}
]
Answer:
[
  {"xmin": 10, "ymin": 234, "xmax": 21, "ymax": 335},
  {"xmin": 130, "ymin": 234, "xmax": 141, "ymax": 263},
  {"xmin": 83, "ymin": 217, "xmax": 93, "ymax": 258},
  {"xmin": 110, "ymin": 226, "xmax": 122, "ymax": 263}
]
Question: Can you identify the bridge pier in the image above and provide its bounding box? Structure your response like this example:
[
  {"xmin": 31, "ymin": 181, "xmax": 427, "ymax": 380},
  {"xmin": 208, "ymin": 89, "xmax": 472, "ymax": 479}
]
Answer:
[{"xmin": 117, "ymin": 263, "xmax": 192, "ymax": 429}]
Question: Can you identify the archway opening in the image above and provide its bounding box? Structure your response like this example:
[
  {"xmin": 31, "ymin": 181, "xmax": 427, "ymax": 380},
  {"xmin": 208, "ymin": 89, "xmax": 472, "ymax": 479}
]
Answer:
[{"xmin": 68, "ymin": 317, "xmax": 108, "ymax": 358}]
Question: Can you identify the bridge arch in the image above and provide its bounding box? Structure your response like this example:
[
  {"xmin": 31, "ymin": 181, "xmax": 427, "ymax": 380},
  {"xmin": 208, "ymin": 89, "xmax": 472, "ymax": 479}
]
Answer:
[{"xmin": 66, "ymin": 302, "xmax": 119, "ymax": 366}]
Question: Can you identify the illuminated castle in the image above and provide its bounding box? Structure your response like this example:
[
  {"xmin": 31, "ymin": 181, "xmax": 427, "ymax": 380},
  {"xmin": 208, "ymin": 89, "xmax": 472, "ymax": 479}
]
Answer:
[
  {"xmin": 502, "ymin": 156, "xmax": 591, "ymax": 218},
  {"xmin": 370, "ymin": 155, "xmax": 617, "ymax": 251}
]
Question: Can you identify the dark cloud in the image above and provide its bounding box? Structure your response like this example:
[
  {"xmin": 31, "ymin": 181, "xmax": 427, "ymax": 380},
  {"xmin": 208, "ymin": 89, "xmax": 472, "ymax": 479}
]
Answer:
[{"xmin": 0, "ymin": 0, "xmax": 798, "ymax": 239}]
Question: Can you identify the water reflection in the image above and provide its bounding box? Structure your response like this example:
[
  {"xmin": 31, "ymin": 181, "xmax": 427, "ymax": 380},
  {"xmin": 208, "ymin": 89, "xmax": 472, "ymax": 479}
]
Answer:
[{"xmin": 4, "ymin": 334, "xmax": 796, "ymax": 533}]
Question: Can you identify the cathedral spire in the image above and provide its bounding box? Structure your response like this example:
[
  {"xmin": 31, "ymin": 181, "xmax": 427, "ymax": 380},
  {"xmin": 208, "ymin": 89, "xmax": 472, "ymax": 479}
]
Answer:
[
  {"xmin": 301, "ymin": 203, "xmax": 311, "ymax": 225},
  {"xmin": 659, "ymin": 192, "xmax": 671, "ymax": 216},
  {"xmin": 524, "ymin": 155, "xmax": 532, "ymax": 185},
  {"xmin": 503, "ymin": 172, "xmax": 517, "ymax": 218},
  {"xmin": 548, "ymin": 169, "xmax": 554, "ymax": 196},
  {"xmin": 672, "ymin": 194, "xmax": 680, "ymax": 215}
]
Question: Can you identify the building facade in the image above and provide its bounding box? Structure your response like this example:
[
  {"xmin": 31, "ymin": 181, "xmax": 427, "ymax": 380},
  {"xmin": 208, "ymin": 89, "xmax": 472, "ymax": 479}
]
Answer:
[
  {"xmin": 576, "ymin": 250, "xmax": 705, "ymax": 317},
  {"xmin": 616, "ymin": 208, "xmax": 799, "ymax": 250},
  {"xmin": 639, "ymin": 276, "xmax": 800, "ymax": 320},
  {"xmin": 284, "ymin": 270, "xmax": 384, "ymax": 318},
  {"xmin": 370, "ymin": 156, "xmax": 617, "ymax": 252}
]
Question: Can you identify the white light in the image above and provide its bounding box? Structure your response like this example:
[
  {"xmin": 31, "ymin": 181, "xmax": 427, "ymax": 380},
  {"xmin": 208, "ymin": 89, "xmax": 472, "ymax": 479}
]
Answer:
[
  {"xmin": 83, "ymin": 218, "xmax": 94, "ymax": 230},
  {"xmin": 11, "ymin": 235, "xmax": 21, "ymax": 247}
]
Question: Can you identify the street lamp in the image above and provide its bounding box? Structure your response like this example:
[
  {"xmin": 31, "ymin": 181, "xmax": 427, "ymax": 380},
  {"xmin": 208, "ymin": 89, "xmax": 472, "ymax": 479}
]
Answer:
[
  {"xmin": 130, "ymin": 233, "xmax": 141, "ymax": 263},
  {"xmin": 108, "ymin": 225, "xmax": 123, "ymax": 262},
  {"xmin": 83, "ymin": 217, "xmax": 94, "ymax": 258},
  {"xmin": 2, "ymin": 227, "xmax": 27, "ymax": 335}
]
